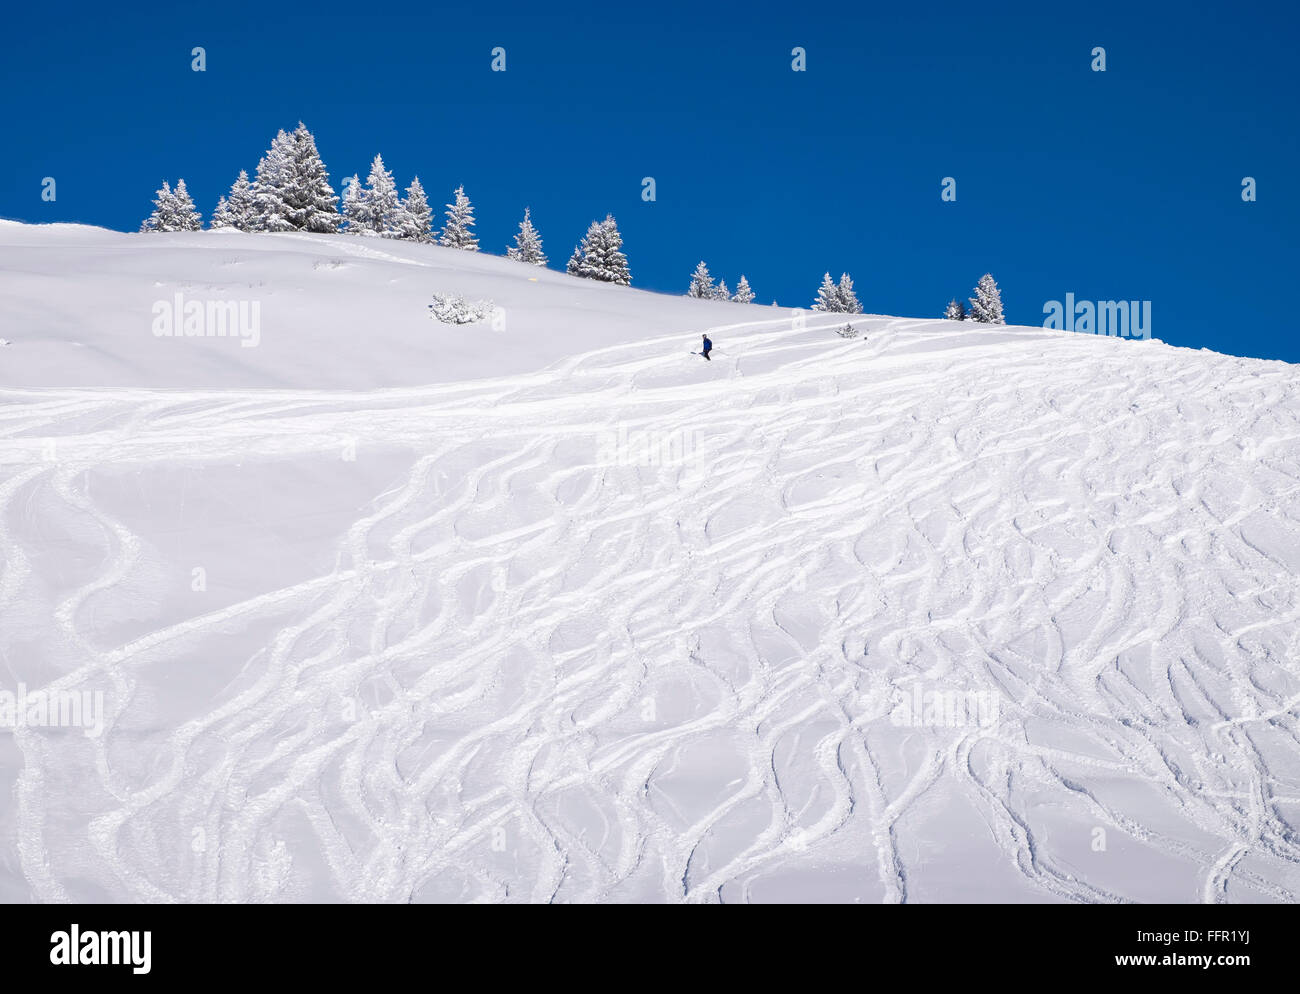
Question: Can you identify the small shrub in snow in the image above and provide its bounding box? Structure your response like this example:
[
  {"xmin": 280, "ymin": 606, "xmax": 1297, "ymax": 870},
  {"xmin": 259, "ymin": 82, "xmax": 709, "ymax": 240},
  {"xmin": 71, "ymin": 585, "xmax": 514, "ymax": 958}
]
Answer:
[
  {"xmin": 835, "ymin": 323, "xmax": 859, "ymax": 339},
  {"xmin": 428, "ymin": 292, "xmax": 496, "ymax": 325}
]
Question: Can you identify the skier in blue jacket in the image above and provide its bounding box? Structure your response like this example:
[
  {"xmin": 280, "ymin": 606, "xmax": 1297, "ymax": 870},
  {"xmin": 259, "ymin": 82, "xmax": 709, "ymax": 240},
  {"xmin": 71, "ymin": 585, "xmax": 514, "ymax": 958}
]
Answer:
[{"xmin": 701, "ymin": 334, "xmax": 712, "ymax": 361}]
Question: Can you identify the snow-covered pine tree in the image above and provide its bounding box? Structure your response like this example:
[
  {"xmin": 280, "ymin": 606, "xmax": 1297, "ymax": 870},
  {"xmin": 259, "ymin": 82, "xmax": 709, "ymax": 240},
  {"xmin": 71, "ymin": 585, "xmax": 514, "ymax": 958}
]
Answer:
[
  {"xmin": 396, "ymin": 177, "xmax": 433, "ymax": 242},
  {"xmin": 507, "ymin": 208, "xmax": 547, "ymax": 265},
  {"xmin": 688, "ymin": 261, "xmax": 714, "ymax": 298},
  {"xmin": 284, "ymin": 123, "xmax": 339, "ymax": 232},
  {"xmin": 944, "ymin": 298, "xmax": 967, "ymax": 321},
  {"xmin": 968, "ymin": 273, "xmax": 1005, "ymax": 324},
  {"xmin": 171, "ymin": 179, "xmax": 202, "ymax": 231},
  {"xmin": 389, "ymin": 191, "xmax": 413, "ymax": 240},
  {"xmin": 211, "ymin": 196, "xmax": 232, "ymax": 229},
  {"xmin": 211, "ymin": 170, "xmax": 257, "ymax": 230},
  {"xmin": 567, "ymin": 216, "xmax": 630, "ymax": 285},
  {"xmin": 713, "ymin": 278, "xmax": 731, "ymax": 301},
  {"xmin": 251, "ymin": 124, "xmax": 339, "ymax": 233},
  {"xmin": 439, "ymin": 185, "xmax": 479, "ymax": 251},
  {"xmin": 341, "ymin": 174, "xmax": 367, "ymax": 233},
  {"xmin": 359, "ymin": 155, "xmax": 400, "ymax": 236},
  {"xmin": 812, "ymin": 272, "xmax": 839, "ymax": 311},
  {"xmin": 732, "ymin": 276, "xmax": 755, "ymax": 303},
  {"xmin": 140, "ymin": 181, "xmax": 176, "ymax": 232},
  {"xmin": 836, "ymin": 273, "xmax": 862, "ymax": 314},
  {"xmin": 251, "ymin": 129, "xmax": 294, "ymax": 231},
  {"xmin": 599, "ymin": 216, "xmax": 632, "ymax": 285},
  {"xmin": 228, "ymin": 170, "xmax": 257, "ymax": 230}
]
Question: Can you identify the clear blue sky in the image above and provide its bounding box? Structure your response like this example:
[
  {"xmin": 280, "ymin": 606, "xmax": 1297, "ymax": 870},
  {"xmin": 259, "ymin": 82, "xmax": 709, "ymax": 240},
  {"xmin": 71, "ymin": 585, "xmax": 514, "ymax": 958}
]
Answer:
[{"xmin": 2, "ymin": 1, "xmax": 1296, "ymax": 360}]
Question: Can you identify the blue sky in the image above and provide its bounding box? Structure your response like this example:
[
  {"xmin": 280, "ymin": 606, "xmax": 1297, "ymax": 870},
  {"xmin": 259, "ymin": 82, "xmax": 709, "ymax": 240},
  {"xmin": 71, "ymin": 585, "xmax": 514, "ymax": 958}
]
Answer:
[{"xmin": 2, "ymin": 1, "xmax": 1296, "ymax": 360}]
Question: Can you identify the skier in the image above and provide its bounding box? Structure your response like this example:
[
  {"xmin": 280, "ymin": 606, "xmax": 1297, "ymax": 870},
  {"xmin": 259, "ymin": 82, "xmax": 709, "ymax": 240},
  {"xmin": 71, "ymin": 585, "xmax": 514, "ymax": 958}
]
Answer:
[{"xmin": 701, "ymin": 334, "xmax": 712, "ymax": 361}]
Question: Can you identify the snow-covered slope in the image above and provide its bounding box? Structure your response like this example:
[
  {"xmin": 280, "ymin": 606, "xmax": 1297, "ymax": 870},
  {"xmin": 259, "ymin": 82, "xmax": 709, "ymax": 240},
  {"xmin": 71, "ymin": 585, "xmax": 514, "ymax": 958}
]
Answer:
[
  {"xmin": 2, "ymin": 223, "xmax": 1300, "ymax": 903},
  {"xmin": 0, "ymin": 220, "xmax": 750, "ymax": 390}
]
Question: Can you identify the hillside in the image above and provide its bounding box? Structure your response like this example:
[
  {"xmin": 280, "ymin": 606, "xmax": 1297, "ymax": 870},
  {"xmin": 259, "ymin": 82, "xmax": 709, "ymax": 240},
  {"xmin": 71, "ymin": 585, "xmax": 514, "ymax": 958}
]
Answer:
[{"xmin": 2, "ymin": 223, "xmax": 1299, "ymax": 902}]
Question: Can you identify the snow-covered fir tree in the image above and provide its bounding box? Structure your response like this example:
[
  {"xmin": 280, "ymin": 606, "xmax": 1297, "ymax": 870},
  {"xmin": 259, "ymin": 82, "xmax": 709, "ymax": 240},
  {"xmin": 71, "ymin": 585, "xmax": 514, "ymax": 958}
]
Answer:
[
  {"xmin": 141, "ymin": 180, "xmax": 200, "ymax": 232},
  {"xmin": 837, "ymin": 273, "xmax": 862, "ymax": 314},
  {"xmin": 172, "ymin": 179, "xmax": 202, "ymax": 231},
  {"xmin": 439, "ymin": 185, "xmax": 479, "ymax": 251},
  {"xmin": 250, "ymin": 129, "xmax": 292, "ymax": 230},
  {"xmin": 211, "ymin": 170, "xmax": 257, "ymax": 230},
  {"xmin": 566, "ymin": 215, "xmax": 630, "ymax": 285},
  {"xmin": 713, "ymin": 278, "xmax": 731, "ymax": 301},
  {"xmin": 210, "ymin": 196, "xmax": 231, "ymax": 229},
  {"xmin": 140, "ymin": 181, "xmax": 175, "ymax": 232},
  {"xmin": 812, "ymin": 273, "xmax": 839, "ymax": 311},
  {"xmin": 944, "ymin": 298, "xmax": 967, "ymax": 321},
  {"xmin": 396, "ymin": 177, "xmax": 433, "ymax": 243},
  {"xmin": 968, "ymin": 273, "xmax": 1005, "ymax": 324},
  {"xmin": 285, "ymin": 123, "xmax": 339, "ymax": 232},
  {"xmin": 732, "ymin": 276, "xmax": 755, "ymax": 303},
  {"xmin": 340, "ymin": 174, "xmax": 366, "ymax": 233},
  {"xmin": 251, "ymin": 123, "xmax": 339, "ymax": 233},
  {"xmin": 359, "ymin": 155, "xmax": 400, "ymax": 236},
  {"xmin": 812, "ymin": 272, "xmax": 862, "ymax": 313},
  {"xmin": 506, "ymin": 208, "xmax": 547, "ymax": 265},
  {"xmin": 688, "ymin": 261, "xmax": 714, "ymax": 298}
]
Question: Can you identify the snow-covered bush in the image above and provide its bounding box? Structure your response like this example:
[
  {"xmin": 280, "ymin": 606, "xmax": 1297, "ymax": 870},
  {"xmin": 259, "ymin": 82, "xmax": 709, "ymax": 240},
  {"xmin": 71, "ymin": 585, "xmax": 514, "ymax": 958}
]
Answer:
[
  {"xmin": 428, "ymin": 292, "xmax": 496, "ymax": 325},
  {"xmin": 835, "ymin": 323, "xmax": 859, "ymax": 339}
]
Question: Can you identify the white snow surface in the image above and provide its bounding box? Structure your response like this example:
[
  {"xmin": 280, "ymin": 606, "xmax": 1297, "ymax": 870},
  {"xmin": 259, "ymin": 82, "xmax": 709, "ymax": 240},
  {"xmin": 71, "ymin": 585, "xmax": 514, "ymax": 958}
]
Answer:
[{"xmin": 2, "ymin": 223, "xmax": 1300, "ymax": 903}]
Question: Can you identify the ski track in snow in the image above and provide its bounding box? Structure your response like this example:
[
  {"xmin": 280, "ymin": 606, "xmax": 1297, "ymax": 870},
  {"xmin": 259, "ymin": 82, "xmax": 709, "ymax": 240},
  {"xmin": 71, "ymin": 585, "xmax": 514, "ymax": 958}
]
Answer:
[{"xmin": 3, "ymin": 310, "xmax": 1300, "ymax": 903}]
